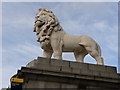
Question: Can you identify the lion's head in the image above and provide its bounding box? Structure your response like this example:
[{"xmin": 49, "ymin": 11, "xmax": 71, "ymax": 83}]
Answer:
[{"xmin": 34, "ymin": 8, "xmax": 63, "ymax": 50}]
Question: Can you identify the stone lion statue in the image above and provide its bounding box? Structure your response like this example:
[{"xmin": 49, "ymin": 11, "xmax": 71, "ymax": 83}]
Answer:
[{"xmin": 34, "ymin": 8, "xmax": 104, "ymax": 65}]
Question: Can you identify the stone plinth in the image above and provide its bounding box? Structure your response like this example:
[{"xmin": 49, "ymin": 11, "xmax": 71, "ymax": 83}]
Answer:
[{"xmin": 11, "ymin": 57, "xmax": 120, "ymax": 89}]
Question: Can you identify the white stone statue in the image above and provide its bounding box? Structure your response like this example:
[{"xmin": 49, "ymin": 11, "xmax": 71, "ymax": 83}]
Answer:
[{"xmin": 34, "ymin": 8, "xmax": 104, "ymax": 65}]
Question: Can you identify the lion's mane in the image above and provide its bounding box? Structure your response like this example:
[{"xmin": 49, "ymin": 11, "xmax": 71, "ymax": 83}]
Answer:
[{"xmin": 34, "ymin": 8, "xmax": 63, "ymax": 49}]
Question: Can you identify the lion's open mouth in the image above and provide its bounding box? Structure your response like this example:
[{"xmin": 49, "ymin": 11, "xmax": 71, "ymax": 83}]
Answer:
[{"xmin": 35, "ymin": 20, "xmax": 45, "ymax": 27}]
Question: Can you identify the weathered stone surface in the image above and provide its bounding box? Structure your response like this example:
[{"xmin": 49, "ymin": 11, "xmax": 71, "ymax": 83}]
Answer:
[
  {"xmin": 26, "ymin": 57, "xmax": 50, "ymax": 68},
  {"xmin": 36, "ymin": 64, "xmax": 60, "ymax": 72},
  {"xmin": 23, "ymin": 80, "xmax": 45, "ymax": 88},
  {"xmin": 26, "ymin": 59, "xmax": 37, "ymax": 67},
  {"xmin": 23, "ymin": 80, "xmax": 61, "ymax": 88},
  {"xmin": 26, "ymin": 57, "xmax": 119, "ymax": 78},
  {"xmin": 61, "ymin": 66, "xmax": 72, "ymax": 73},
  {"xmin": 11, "ymin": 57, "xmax": 120, "ymax": 89},
  {"xmin": 99, "ymin": 71, "xmax": 111, "ymax": 78},
  {"xmin": 70, "ymin": 61, "xmax": 88, "ymax": 70},
  {"xmin": 92, "ymin": 71, "xmax": 100, "ymax": 76},
  {"xmin": 99, "ymin": 71, "xmax": 118, "ymax": 79},
  {"xmin": 108, "ymin": 73, "xmax": 119, "ymax": 79},
  {"xmin": 80, "ymin": 69, "xmax": 93, "ymax": 76},
  {"xmin": 61, "ymin": 83, "xmax": 78, "ymax": 88},
  {"xmin": 26, "ymin": 60, "xmax": 61, "ymax": 72},
  {"xmin": 71, "ymin": 68, "xmax": 81, "ymax": 74},
  {"xmin": 50, "ymin": 59, "xmax": 70, "ymax": 67},
  {"xmin": 44, "ymin": 82, "xmax": 61, "ymax": 88},
  {"xmin": 88, "ymin": 64, "xmax": 106, "ymax": 72},
  {"xmin": 37, "ymin": 57, "xmax": 50, "ymax": 64},
  {"xmin": 75, "ymin": 74, "xmax": 95, "ymax": 80},
  {"xmin": 106, "ymin": 66, "xmax": 117, "ymax": 73},
  {"xmin": 88, "ymin": 64, "xmax": 117, "ymax": 73}
]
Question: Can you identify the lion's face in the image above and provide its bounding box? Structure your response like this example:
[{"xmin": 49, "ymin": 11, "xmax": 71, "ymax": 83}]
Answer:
[{"xmin": 35, "ymin": 11, "xmax": 48, "ymax": 27}]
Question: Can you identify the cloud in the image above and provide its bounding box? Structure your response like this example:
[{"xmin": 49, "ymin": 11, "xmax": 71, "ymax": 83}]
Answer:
[
  {"xmin": 13, "ymin": 42, "xmax": 42, "ymax": 57},
  {"xmin": 3, "ymin": 16, "xmax": 34, "ymax": 28},
  {"xmin": 3, "ymin": 42, "xmax": 41, "ymax": 63}
]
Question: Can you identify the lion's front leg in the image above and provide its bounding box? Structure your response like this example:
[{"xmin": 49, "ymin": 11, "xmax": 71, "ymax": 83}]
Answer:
[
  {"xmin": 53, "ymin": 51, "xmax": 62, "ymax": 60},
  {"xmin": 51, "ymin": 39, "xmax": 62, "ymax": 60},
  {"xmin": 42, "ymin": 50, "xmax": 53, "ymax": 59}
]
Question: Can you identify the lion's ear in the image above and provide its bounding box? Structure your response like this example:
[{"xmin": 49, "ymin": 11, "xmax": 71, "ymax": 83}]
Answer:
[{"xmin": 39, "ymin": 8, "xmax": 42, "ymax": 11}]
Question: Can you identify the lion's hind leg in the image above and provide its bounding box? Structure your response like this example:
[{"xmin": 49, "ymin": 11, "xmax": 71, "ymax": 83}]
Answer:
[{"xmin": 85, "ymin": 46, "xmax": 104, "ymax": 65}]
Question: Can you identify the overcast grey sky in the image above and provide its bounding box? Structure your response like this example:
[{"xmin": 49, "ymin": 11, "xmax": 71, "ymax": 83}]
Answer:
[{"xmin": 1, "ymin": 1, "xmax": 118, "ymax": 88}]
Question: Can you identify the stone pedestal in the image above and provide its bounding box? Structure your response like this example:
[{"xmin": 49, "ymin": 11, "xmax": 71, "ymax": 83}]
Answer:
[{"xmin": 11, "ymin": 57, "xmax": 120, "ymax": 89}]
